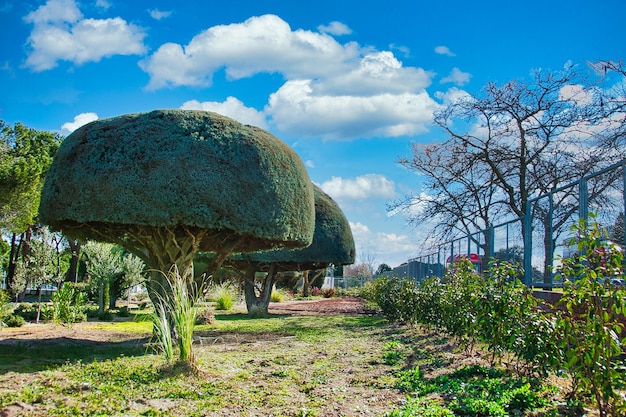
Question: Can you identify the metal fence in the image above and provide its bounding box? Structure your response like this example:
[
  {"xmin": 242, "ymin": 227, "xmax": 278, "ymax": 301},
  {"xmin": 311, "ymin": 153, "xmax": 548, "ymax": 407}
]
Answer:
[{"xmin": 390, "ymin": 160, "xmax": 626, "ymax": 287}]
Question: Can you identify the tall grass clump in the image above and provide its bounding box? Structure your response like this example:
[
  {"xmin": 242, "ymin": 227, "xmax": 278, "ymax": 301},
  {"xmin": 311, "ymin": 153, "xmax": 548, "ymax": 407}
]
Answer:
[
  {"xmin": 212, "ymin": 282, "xmax": 235, "ymax": 310},
  {"xmin": 152, "ymin": 300, "xmax": 174, "ymax": 362},
  {"xmin": 151, "ymin": 267, "xmax": 203, "ymax": 369}
]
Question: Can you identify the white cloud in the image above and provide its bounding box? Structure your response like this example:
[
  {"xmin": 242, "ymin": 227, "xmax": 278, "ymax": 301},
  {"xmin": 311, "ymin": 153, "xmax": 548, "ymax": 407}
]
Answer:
[
  {"xmin": 61, "ymin": 112, "xmax": 98, "ymax": 135},
  {"xmin": 305, "ymin": 160, "xmax": 315, "ymax": 168},
  {"xmin": 24, "ymin": 0, "xmax": 82, "ymax": 24},
  {"xmin": 317, "ymin": 21, "xmax": 352, "ymax": 36},
  {"xmin": 434, "ymin": 45, "xmax": 455, "ymax": 56},
  {"xmin": 180, "ymin": 97, "xmax": 268, "ymax": 129},
  {"xmin": 267, "ymin": 79, "xmax": 439, "ymax": 139},
  {"xmin": 320, "ymin": 174, "xmax": 396, "ymax": 201},
  {"xmin": 440, "ymin": 67, "xmax": 471, "ymax": 86},
  {"xmin": 148, "ymin": 9, "xmax": 172, "ymax": 20},
  {"xmin": 435, "ymin": 86, "xmax": 470, "ymax": 105},
  {"xmin": 96, "ymin": 0, "xmax": 111, "ymax": 10},
  {"xmin": 140, "ymin": 14, "xmax": 360, "ymax": 90},
  {"xmin": 140, "ymin": 14, "xmax": 439, "ymax": 140},
  {"xmin": 349, "ymin": 221, "xmax": 419, "ymax": 267},
  {"xmin": 23, "ymin": 0, "xmax": 146, "ymax": 71}
]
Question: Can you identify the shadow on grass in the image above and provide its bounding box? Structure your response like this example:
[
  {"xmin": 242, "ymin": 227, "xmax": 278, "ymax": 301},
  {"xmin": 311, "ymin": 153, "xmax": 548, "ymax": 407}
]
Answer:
[{"xmin": 0, "ymin": 336, "xmax": 150, "ymax": 375}]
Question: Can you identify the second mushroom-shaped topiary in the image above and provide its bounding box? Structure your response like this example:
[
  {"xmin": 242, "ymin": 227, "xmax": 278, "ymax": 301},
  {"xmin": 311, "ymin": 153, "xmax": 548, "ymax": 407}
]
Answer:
[
  {"xmin": 39, "ymin": 110, "xmax": 315, "ymax": 301},
  {"xmin": 219, "ymin": 185, "xmax": 355, "ymax": 316}
]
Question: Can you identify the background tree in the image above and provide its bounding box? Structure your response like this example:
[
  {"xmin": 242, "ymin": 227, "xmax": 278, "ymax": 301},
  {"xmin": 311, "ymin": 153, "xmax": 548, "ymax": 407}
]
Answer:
[
  {"xmin": 392, "ymin": 64, "xmax": 625, "ymax": 282},
  {"xmin": 83, "ymin": 241, "xmax": 123, "ymax": 315},
  {"xmin": 375, "ymin": 263, "xmax": 392, "ymax": 276},
  {"xmin": 0, "ymin": 120, "xmax": 60, "ymax": 299}
]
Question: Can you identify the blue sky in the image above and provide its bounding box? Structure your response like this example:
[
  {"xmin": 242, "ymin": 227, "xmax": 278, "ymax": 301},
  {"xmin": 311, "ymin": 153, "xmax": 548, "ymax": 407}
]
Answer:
[{"xmin": 1, "ymin": 0, "xmax": 625, "ymax": 268}]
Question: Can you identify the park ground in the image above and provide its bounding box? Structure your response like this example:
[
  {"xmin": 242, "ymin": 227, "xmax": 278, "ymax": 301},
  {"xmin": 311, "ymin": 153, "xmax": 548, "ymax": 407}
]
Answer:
[{"xmin": 0, "ymin": 298, "xmax": 586, "ymax": 416}]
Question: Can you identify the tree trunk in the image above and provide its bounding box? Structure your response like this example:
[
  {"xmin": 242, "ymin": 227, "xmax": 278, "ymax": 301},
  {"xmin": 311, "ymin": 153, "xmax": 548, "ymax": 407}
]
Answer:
[
  {"xmin": 302, "ymin": 270, "xmax": 311, "ymax": 297},
  {"xmin": 244, "ymin": 265, "xmax": 276, "ymax": 317},
  {"xmin": 542, "ymin": 226, "xmax": 554, "ymax": 286},
  {"xmin": 65, "ymin": 239, "xmax": 81, "ymax": 283}
]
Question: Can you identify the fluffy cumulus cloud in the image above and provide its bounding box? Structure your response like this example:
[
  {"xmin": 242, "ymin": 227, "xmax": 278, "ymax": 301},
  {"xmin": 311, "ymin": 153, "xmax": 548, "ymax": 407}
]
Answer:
[
  {"xmin": 140, "ymin": 14, "xmax": 360, "ymax": 89},
  {"xmin": 349, "ymin": 221, "xmax": 419, "ymax": 267},
  {"xmin": 180, "ymin": 97, "xmax": 268, "ymax": 129},
  {"xmin": 320, "ymin": 174, "xmax": 396, "ymax": 201},
  {"xmin": 268, "ymin": 79, "xmax": 438, "ymax": 139},
  {"xmin": 60, "ymin": 112, "xmax": 98, "ymax": 135},
  {"xmin": 23, "ymin": 0, "xmax": 146, "ymax": 71},
  {"xmin": 140, "ymin": 14, "xmax": 440, "ymax": 140}
]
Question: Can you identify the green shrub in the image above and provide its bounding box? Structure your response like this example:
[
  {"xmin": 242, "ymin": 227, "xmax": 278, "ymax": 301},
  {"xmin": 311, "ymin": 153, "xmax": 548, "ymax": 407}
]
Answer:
[
  {"xmin": 3, "ymin": 314, "xmax": 25, "ymax": 327},
  {"xmin": 51, "ymin": 283, "xmax": 87, "ymax": 324},
  {"xmin": 13, "ymin": 303, "xmax": 52, "ymax": 322},
  {"xmin": 552, "ymin": 219, "xmax": 626, "ymax": 416}
]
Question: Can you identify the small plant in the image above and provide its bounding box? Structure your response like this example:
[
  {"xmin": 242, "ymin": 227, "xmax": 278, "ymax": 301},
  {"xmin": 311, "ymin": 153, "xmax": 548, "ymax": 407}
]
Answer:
[
  {"xmin": 270, "ymin": 289, "xmax": 285, "ymax": 303},
  {"xmin": 310, "ymin": 286, "xmax": 322, "ymax": 296},
  {"xmin": 13, "ymin": 302, "xmax": 52, "ymax": 322},
  {"xmin": 152, "ymin": 300, "xmax": 174, "ymax": 362},
  {"xmin": 213, "ymin": 283, "xmax": 234, "ymax": 310},
  {"xmin": 195, "ymin": 308, "xmax": 215, "ymax": 325},
  {"xmin": 382, "ymin": 340, "xmax": 404, "ymax": 366},
  {"xmin": 98, "ymin": 310, "xmax": 114, "ymax": 321},
  {"xmin": 386, "ymin": 398, "xmax": 454, "ymax": 417},
  {"xmin": 321, "ymin": 288, "xmax": 335, "ymax": 298}
]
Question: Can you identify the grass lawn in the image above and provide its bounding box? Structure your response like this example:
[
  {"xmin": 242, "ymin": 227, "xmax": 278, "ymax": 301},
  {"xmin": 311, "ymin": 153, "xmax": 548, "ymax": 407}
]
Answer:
[{"xmin": 0, "ymin": 302, "xmax": 574, "ymax": 416}]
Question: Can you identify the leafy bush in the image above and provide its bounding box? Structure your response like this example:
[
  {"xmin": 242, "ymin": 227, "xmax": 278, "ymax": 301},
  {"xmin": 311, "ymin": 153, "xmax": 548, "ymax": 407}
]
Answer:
[
  {"xmin": 13, "ymin": 303, "xmax": 52, "ymax": 322},
  {"xmin": 552, "ymin": 219, "xmax": 626, "ymax": 416},
  {"xmin": 0, "ymin": 290, "xmax": 12, "ymax": 326},
  {"xmin": 116, "ymin": 305, "xmax": 130, "ymax": 317},
  {"xmin": 3, "ymin": 314, "xmax": 25, "ymax": 327},
  {"xmin": 51, "ymin": 283, "xmax": 87, "ymax": 324},
  {"xmin": 98, "ymin": 310, "xmax": 114, "ymax": 321}
]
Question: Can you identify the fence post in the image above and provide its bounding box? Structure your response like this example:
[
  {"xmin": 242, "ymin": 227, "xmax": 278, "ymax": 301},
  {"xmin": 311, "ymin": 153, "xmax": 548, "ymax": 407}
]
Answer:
[
  {"xmin": 579, "ymin": 178, "xmax": 588, "ymax": 227},
  {"xmin": 523, "ymin": 210, "xmax": 532, "ymax": 287}
]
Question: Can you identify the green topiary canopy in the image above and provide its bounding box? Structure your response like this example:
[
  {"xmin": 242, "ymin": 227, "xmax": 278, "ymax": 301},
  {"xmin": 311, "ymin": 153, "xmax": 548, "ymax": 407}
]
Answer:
[
  {"xmin": 39, "ymin": 110, "xmax": 315, "ymax": 293},
  {"xmin": 231, "ymin": 185, "xmax": 355, "ymax": 271}
]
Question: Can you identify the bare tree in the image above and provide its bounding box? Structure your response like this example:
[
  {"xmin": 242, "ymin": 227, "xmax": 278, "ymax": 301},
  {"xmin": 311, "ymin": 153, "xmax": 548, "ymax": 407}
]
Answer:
[{"xmin": 392, "ymin": 64, "xmax": 625, "ymax": 282}]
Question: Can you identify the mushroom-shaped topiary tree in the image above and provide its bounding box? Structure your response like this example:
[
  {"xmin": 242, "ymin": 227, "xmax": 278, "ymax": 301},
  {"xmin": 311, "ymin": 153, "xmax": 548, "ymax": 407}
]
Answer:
[
  {"xmin": 214, "ymin": 185, "xmax": 355, "ymax": 317},
  {"xmin": 39, "ymin": 110, "xmax": 315, "ymax": 304}
]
